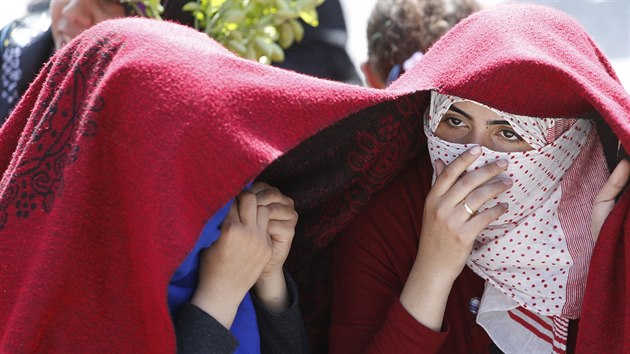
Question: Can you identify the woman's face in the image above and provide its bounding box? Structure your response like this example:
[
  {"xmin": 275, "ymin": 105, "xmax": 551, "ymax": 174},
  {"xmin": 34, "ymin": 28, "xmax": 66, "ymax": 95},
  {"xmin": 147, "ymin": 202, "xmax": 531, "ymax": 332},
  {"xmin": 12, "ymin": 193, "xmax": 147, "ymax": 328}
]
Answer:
[
  {"xmin": 435, "ymin": 101, "xmax": 534, "ymax": 152},
  {"xmin": 50, "ymin": 0, "xmax": 126, "ymax": 50}
]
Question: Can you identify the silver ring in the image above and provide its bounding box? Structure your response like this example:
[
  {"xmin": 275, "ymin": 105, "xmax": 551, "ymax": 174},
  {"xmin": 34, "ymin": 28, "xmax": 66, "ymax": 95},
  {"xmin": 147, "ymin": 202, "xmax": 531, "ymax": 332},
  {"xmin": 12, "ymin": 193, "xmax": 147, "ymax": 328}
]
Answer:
[{"xmin": 463, "ymin": 202, "xmax": 476, "ymax": 216}]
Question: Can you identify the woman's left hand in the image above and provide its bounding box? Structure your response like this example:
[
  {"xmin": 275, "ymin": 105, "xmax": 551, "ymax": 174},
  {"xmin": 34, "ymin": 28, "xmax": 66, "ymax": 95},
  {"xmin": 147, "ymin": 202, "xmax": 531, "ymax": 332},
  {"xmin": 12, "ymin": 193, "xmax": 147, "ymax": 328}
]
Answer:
[
  {"xmin": 592, "ymin": 159, "xmax": 630, "ymax": 240},
  {"xmin": 248, "ymin": 182, "xmax": 298, "ymax": 279},
  {"xmin": 249, "ymin": 182, "xmax": 298, "ymax": 312}
]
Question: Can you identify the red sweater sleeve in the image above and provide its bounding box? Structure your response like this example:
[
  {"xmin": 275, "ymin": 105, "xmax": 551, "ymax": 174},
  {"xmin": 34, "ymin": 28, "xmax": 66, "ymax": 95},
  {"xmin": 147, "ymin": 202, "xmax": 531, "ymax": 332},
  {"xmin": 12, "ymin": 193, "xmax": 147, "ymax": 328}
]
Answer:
[{"xmin": 329, "ymin": 155, "xmax": 448, "ymax": 353}]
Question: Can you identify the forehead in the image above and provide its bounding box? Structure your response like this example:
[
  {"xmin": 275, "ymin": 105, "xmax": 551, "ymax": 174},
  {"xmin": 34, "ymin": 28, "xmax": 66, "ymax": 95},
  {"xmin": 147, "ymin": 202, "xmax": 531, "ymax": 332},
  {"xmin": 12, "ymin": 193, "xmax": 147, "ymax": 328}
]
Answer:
[{"xmin": 449, "ymin": 101, "xmax": 502, "ymax": 122}]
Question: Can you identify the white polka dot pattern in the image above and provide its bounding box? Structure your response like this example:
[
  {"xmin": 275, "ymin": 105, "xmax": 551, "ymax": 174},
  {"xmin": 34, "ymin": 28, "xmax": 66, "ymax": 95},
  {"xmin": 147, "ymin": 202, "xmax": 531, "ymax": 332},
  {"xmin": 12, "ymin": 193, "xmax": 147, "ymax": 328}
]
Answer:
[{"xmin": 423, "ymin": 91, "xmax": 607, "ymax": 353}]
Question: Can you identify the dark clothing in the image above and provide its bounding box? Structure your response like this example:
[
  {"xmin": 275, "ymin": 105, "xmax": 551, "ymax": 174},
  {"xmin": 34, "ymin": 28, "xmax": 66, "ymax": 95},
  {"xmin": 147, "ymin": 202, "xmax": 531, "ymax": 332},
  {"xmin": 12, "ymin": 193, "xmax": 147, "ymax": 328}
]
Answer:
[
  {"xmin": 273, "ymin": 0, "xmax": 361, "ymax": 85},
  {"xmin": 175, "ymin": 304, "xmax": 239, "ymax": 353},
  {"xmin": 174, "ymin": 272, "xmax": 310, "ymax": 354},
  {"xmin": 0, "ymin": 17, "xmax": 54, "ymax": 123}
]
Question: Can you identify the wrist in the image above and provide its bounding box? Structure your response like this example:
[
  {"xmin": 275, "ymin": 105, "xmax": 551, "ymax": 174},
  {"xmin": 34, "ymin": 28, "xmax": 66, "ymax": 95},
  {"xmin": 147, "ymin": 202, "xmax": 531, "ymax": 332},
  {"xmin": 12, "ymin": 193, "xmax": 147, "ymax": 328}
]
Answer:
[
  {"xmin": 191, "ymin": 283, "xmax": 248, "ymax": 329},
  {"xmin": 399, "ymin": 259, "xmax": 457, "ymax": 331},
  {"xmin": 253, "ymin": 270, "xmax": 289, "ymax": 313}
]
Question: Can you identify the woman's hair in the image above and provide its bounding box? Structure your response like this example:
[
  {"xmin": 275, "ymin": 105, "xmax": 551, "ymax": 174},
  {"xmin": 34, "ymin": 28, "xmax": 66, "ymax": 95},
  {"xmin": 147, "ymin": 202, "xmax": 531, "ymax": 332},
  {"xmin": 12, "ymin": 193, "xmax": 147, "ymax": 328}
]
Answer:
[{"xmin": 367, "ymin": 0, "xmax": 480, "ymax": 83}]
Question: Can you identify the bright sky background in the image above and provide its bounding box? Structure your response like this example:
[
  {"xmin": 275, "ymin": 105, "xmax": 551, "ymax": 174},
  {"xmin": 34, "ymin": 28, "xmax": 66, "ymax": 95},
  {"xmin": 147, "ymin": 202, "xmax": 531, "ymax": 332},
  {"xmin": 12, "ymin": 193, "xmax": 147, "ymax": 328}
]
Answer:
[{"xmin": 0, "ymin": 2, "xmax": 27, "ymax": 29}]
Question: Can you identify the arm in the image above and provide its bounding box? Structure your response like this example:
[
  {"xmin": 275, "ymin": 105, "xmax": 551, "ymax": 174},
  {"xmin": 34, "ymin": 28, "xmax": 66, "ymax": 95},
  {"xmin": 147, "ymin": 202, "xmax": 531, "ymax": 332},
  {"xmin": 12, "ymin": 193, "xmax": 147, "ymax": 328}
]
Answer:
[
  {"xmin": 330, "ymin": 159, "xmax": 449, "ymax": 353},
  {"xmin": 173, "ymin": 303, "xmax": 239, "ymax": 354},
  {"xmin": 330, "ymin": 149, "xmax": 510, "ymax": 353},
  {"xmin": 178, "ymin": 183, "xmax": 302, "ymax": 352},
  {"xmin": 248, "ymin": 183, "xmax": 310, "ymax": 353},
  {"xmin": 252, "ymin": 271, "xmax": 311, "ymax": 354},
  {"xmin": 189, "ymin": 192, "xmax": 272, "ymax": 330}
]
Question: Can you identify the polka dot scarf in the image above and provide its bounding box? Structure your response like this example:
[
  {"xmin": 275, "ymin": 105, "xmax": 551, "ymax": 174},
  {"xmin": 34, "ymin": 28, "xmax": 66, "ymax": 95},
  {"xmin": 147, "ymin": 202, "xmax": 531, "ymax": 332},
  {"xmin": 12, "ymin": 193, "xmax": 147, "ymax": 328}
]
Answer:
[{"xmin": 424, "ymin": 91, "xmax": 609, "ymax": 353}]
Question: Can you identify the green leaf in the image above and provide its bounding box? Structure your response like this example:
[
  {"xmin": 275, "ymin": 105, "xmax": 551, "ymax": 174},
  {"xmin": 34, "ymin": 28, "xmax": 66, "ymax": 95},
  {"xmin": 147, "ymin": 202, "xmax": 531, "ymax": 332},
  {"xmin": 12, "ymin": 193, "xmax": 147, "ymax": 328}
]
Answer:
[
  {"xmin": 182, "ymin": 1, "xmax": 199, "ymax": 12},
  {"xmin": 298, "ymin": 9, "xmax": 318, "ymax": 27}
]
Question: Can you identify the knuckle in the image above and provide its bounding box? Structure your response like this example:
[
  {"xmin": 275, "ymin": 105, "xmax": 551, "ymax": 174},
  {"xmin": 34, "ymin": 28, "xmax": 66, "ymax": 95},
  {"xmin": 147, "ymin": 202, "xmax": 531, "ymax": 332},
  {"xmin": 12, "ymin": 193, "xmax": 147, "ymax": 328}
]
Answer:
[
  {"xmin": 257, "ymin": 205, "xmax": 270, "ymax": 216},
  {"xmin": 239, "ymin": 192, "xmax": 256, "ymax": 203},
  {"xmin": 256, "ymin": 190, "xmax": 273, "ymax": 203},
  {"xmin": 488, "ymin": 162, "xmax": 504, "ymax": 174},
  {"xmin": 466, "ymin": 189, "xmax": 481, "ymax": 203},
  {"xmin": 439, "ymin": 167, "xmax": 457, "ymax": 181},
  {"xmin": 252, "ymin": 181, "xmax": 270, "ymax": 189},
  {"xmin": 265, "ymin": 203, "xmax": 279, "ymax": 213},
  {"xmin": 458, "ymin": 174, "xmax": 475, "ymax": 189},
  {"xmin": 433, "ymin": 203, "xmax": 450, "ymax": 221}
]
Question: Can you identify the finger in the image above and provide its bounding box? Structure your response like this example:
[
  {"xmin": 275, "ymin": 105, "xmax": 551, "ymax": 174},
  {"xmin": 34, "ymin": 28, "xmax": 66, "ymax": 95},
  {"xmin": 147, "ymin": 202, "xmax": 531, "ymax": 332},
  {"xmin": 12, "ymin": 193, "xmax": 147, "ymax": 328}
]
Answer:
[
  {"xmin": 266, "ymin": 203, "xmax": 299, "ymax": 222},
  {"xmin": 458, "ymin": 178, "xmax": 512, "ymax": 219},
  {"xmin": 432, "ymin": 146, "xmax": 482, "ymax": 196},
  {"xmin": 223, "ymin": 201, "xmax": 241, "ymax": 225},
  {"xmin": 268, "ymin": 220, "xmax": 296, "ymax": 242},
  {"xmin": 441, "ymin": 160, "xmax": 509, "ymax": 207},
  {"xmin": 237, "ymin": 192, "xmax": 257, "ymax": 225},
  {"xmin": 256, "ymin": 205, "xmax": 270, "ymax": 234},
  {"xmin": 255, "ymin": 188, "xmax": 294, "ymax": 207},
  {"xmin": 434, "ymin": 159, "xmax": 446, "ymax": 177},
  {"xmin": 465, "ymin": 203, "xmax": 509, "ymax": 235},
  {"xmin": 594, "ymin": 159, "xmax": 630, "ymax": 204},
  {"xmin": 248, "ymin": 181, "xmax": 273, "ymax": 194}
]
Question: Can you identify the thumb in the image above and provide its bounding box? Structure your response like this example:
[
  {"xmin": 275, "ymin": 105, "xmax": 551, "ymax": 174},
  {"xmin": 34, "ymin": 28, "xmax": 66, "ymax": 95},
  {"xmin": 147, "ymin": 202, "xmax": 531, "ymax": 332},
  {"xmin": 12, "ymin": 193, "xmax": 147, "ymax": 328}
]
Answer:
[
  {"xmin": 594, "ymin": 159, "xmax": 630, "ymax": 204},
  {"xmin": 591, "ymin": 159, "xmax": 630, "ymax": 240}
]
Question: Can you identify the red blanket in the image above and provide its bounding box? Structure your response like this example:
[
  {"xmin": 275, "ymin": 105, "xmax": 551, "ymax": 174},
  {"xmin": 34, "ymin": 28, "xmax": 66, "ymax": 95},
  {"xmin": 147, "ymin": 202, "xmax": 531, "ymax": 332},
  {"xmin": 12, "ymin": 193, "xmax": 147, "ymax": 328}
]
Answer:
[{"xmin": 1, "ymin": 4, "xmax": 629, "ymax": 353}]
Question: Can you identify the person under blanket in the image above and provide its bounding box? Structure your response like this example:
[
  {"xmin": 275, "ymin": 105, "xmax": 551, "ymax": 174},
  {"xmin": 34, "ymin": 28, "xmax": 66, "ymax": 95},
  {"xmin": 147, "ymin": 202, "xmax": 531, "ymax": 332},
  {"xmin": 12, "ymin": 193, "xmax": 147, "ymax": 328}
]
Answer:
[
  {"xmin": 329, "ymin": 4, "xmax": 630, "ymax": 354},
  {"xmin": 0, "ymin": 0, "xmax": 194, "ymax": 123},
  {"xmin": 1, "ymin": 3, "xmax": 630, "ymax": 354},
  {"xmin": 170, "ymin": 182, "xmax": 310, "ymax": 353}
]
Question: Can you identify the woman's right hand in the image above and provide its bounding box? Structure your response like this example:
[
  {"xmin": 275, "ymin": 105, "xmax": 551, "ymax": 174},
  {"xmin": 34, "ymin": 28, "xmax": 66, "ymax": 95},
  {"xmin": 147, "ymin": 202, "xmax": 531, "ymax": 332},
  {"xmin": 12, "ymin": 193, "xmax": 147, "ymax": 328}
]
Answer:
[
  {"xmin": 191, "ymin": 191, "xmax": 272, "ymax": 329},
  {"xmin": 400, "ymin": 146, "xmax": 510, "ymax": 330}
]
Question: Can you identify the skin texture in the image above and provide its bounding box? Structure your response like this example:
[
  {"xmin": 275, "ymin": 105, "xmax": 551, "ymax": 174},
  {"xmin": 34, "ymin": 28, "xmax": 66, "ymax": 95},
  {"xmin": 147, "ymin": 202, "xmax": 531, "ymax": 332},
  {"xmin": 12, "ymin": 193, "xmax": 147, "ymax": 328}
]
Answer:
[
  {"xmin": 435, "ymin": 101, "xmax": 533, "ymax": 152},
  {"xmin": 399, "ymin": 101, "xmax": 629, "ymax": 331},
  {"xmin": 50, "ymin": 0, "xmax": 126, "ymax": 50},
  {"xmin": 190, "ymin": 182, "xmax": 298, "ymax": 329}
]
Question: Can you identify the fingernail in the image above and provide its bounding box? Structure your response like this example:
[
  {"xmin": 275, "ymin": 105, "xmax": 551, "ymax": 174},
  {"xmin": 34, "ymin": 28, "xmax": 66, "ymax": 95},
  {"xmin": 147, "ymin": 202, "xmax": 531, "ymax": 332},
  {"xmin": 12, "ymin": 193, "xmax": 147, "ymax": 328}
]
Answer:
[
  {"xmin": 469, "ymin": 146, "xmax": 481, "ymax": 155},
  {"xmin": 500, "ymin": 202, "xmax": 509, "ymax": 209},
  {"xmin": 501, "ymin": 178, "xmax": 512, "ymax": 185},
  {"xmin": 496, "ymin": 159, "xmax": 508, "ymax": 168}
]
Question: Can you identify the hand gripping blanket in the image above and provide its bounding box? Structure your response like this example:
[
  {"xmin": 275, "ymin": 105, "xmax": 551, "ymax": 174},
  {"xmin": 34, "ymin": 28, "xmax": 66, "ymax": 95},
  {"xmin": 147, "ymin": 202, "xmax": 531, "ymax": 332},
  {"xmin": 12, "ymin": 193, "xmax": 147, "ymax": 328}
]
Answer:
[{"xmin": 1, "ymin": 4, "xmax": 630, "ymax": 353}]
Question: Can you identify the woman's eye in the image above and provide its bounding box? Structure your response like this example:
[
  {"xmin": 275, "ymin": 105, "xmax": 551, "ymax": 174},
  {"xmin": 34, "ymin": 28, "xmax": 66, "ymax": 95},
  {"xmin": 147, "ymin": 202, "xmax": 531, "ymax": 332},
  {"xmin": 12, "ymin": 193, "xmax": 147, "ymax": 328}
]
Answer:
[
  {"xmin": 445, "ymin": 117, "xmax": 464, "ymax": 127},
  {"xmin": 500, "ymin": 129, "xmax": 523, "ymax": 141}
]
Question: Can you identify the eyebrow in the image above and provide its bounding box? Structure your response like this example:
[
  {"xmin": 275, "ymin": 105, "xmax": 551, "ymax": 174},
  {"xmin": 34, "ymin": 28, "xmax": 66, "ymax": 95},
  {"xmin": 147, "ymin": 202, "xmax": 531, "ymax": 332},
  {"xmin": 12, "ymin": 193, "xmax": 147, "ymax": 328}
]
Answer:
[{"xmin": 447, "ymin": 105, "xmax": 511, "ymax": 126}]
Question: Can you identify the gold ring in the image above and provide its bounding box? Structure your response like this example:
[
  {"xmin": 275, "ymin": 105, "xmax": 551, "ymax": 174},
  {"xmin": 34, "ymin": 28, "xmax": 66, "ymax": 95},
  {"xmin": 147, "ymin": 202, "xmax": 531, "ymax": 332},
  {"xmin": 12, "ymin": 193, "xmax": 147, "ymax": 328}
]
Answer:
[{"xmin": 463, "ymin": 202, "xmax": 476, "ymax": 216}]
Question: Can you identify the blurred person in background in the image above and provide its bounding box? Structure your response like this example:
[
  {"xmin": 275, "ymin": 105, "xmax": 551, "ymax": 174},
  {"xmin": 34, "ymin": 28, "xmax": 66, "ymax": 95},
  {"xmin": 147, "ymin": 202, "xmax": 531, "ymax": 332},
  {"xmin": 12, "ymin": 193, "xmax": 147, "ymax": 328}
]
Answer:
[
  {"xmin": 274, "ymin": 0, "xmax": 361, "ymax": 85},
  {"xmin": 362, "ymin": 0, "xmax": 480, "ymax": 88},
  {"xmin": 0, "ymin": 0, "xmax": 194, "ymax": 123}
]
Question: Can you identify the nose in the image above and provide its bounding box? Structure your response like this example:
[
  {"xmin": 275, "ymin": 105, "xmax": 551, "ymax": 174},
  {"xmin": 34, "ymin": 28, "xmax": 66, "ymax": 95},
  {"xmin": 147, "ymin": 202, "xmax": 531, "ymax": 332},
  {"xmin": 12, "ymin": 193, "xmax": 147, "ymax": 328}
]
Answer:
[{"xmin": 463, "ymin": 131, "xmax": 492, "ymax": 148}]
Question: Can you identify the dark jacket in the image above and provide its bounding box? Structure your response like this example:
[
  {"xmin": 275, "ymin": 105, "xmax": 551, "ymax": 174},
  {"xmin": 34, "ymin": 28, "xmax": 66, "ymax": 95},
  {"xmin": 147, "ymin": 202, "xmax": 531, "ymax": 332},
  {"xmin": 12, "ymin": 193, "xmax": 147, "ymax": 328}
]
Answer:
[{"xmin": 0, "ymin": 14, "xmax": 54, "ymax": 123}]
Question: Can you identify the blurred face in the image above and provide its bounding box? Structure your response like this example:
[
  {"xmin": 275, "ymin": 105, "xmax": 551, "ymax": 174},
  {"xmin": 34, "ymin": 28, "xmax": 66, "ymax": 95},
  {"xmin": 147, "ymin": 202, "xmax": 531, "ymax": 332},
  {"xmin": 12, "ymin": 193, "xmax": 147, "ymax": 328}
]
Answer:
[
  {"xmin": 435, "ymin": 101, "xmax": 534, "ymax": 153},
  {"xmin": 50, "ymin": 0, "xmax": 126, "ymax": 50}
]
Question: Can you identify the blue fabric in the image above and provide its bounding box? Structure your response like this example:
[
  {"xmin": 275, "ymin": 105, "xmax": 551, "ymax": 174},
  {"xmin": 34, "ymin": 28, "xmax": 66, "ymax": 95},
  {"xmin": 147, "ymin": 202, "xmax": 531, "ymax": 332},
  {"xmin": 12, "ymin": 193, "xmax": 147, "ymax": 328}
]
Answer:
[
  {"xmin": 386, "ymin": 64, "xmax": 402, "ymax": 86},
  {"xmin": 168, "ymin": 194, "xmax": 260, "ymax": 354}
]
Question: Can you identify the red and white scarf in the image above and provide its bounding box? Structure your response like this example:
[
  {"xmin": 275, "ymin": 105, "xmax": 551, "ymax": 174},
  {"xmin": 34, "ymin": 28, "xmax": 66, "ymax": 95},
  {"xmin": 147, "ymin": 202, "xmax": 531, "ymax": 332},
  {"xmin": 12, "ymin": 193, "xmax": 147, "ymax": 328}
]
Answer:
[{"xmin": 425, "ymin": 91, "xmax": 609, "ymax": 353}]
